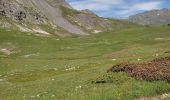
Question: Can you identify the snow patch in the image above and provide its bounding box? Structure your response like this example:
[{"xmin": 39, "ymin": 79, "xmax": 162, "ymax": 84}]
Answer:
[
  {"xmin": 16, "ymin": 25, "xmax": 33, "ymax": 33},
  {"xmin": 93, "ymin": 30, "xmax": 102, "ymax": 34},
  {"xmin": 32, "ymin": 28, "xmax": 50, "ymax": 35},
  {"xmin": 16, "ymin": 25, "xmax": 50, "ymax": 35}
]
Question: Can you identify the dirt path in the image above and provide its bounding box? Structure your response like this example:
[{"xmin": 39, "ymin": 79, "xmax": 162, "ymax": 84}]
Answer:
[{"xmin": 136, "ymin": 93, "xmax": 170, "ymax": 100}]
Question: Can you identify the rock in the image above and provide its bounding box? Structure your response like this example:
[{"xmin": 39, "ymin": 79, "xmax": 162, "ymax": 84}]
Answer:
[
  {"xmin": 15, "ymin": 11, "xmax": 26, "ymax": 20},
  {"xmin": 0, "ymin": 10, "xmax": 6, "ymax": 16},
  {"xmin": 0, "ymin": 48, "xmax": 11, "ymax": 55}
]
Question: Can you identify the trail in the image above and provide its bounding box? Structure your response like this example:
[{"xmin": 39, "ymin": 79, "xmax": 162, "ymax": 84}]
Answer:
[{"xmin": 136, "ymin": 93, "xmax": 170, "ymax": 100}]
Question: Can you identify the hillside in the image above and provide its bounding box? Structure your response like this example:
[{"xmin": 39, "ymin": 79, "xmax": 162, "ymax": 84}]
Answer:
[
  {"xmin": 0, "ymin": 26, "xmax": 170, "ymax": 99},
  {"xmin": 129, "ymin": 8, "xmax": 170, "ymax": 26},
  {"xmin": 0, "ymin": 0, "xmax": 135, "ymax": 36}
]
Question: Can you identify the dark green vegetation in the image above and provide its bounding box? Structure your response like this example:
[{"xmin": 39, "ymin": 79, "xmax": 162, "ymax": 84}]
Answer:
[{"xmin": 0, "ymin": 26, "xmax": 170, "ymax": 100}]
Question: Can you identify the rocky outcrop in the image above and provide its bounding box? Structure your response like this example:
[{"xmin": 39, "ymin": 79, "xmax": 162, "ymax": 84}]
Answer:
[
  {"xmin": 0, "ymin": 0, "xmax": 48, "ymax": 23},
  {"xmin": 0, "ymin": 0, "xmax": 132, "ymax": 36},
  {"xmin": 60, "ymin": 6, "xmax": 113, "ymax": 33},
  {"xmin": 129, "ymin": 8, "xmax": 170, "ymax": 26},
  {"xmin": 21, "ymin": 0, "xmax": 88, "ymax": 35},
  {"xmin": 0, "ymin": 0, "xmax": 89, "ymax": 35}
]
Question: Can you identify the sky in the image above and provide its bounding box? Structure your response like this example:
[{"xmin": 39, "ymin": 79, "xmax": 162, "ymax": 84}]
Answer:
[{"xmin": 66, "ymin": 0, "xmax": 170, "ymax": 18}]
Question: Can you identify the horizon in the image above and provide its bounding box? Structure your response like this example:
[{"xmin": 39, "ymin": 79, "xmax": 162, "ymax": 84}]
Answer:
[{"xmin": 67, "ymin": 0, "xmax": 170, "ymax": 18}]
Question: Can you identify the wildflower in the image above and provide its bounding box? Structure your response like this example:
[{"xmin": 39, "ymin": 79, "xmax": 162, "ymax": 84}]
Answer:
[
  {"xmin": 137, "ymin": 58, "xmax": 141, "ymax": 61},
  {"xmin": 51, "ymin": 94, "xmax": 55, "ymax": 97},
  {"xmin": 37, "ymin": 94, "xmax": 40, "ymax": 98},
  {"xmin": 65, "ymin": 67, "xmax": 76, "ymax": 71},
  {"xmin": 75, "ymin": 85, "xmax": 82, "ymax": 89},
  {"xmin": 112, "ymin": 59, "xmax": 117, "ymax": 61},
  {"xmin": 31, "ymin": 96, "xmax": 35, "ymax": 98},
  {"xmin": 53, "ymin": 68, "xmax": 58, "ymax": 71},
  {"xmin": 156, "ymin": 53, "xmax": 159, "ymax": 57}
]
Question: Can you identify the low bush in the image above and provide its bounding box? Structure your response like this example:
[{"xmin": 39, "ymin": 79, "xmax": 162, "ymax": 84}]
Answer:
[{"xmin": 108, "ymin": 57, "xmax": 170, "ymax": 82}]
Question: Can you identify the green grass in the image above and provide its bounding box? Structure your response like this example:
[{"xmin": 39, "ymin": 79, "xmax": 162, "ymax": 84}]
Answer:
[{"xmin": 0, "ymin": 26, "xmax": 170, "ymax": 100}]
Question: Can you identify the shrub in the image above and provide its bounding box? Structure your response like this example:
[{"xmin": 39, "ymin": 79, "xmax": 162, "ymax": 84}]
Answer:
[{"xmin": 108, "ymin": 57, "xmax": 170, "ymax": 82}]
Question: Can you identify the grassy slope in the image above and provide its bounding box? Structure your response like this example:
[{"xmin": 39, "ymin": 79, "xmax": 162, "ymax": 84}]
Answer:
[{"xmin": 0, "ymin": 26, "xmax": 170, "ymax": 100}]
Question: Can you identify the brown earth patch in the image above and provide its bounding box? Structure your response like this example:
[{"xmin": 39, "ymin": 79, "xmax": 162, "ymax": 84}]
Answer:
[
  {"xmin": 107, "ymin": 57, "xmax": 170, "ymax": 82},
  {"xmin": 136, "ymin": 93, "xmax": 170, "ymax": 100}
]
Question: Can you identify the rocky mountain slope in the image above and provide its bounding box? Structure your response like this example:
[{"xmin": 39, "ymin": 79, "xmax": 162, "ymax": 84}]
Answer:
[
  {"xmin": 129, "ymin": 8, "xmax": 170, "ymax": 26},
  {"xmin": 0, "ymin": 0, "xmax": 87, "ymax": 35},
  {"xmin": 0, "ymin": 0, "xmax": 131, "ymax": 36}
]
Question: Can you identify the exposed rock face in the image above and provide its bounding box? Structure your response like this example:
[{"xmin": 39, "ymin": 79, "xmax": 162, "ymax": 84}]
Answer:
[
  {"xmin": 0, "ymin": 0, "xmax": 133, "ymax": 36},
  {"xmin": 129, "ymin": 8, "xmax": 170, "ymax": 26},
  {"xmin": 0, "ymin": 0, "xmax": 48, "ymax": 23},
  {"xmin": 72, "ymin": 12, "xmax": 112, "ymax": 31},
  {"xmin": 45, "ymin": 0, "xmax": 72, "ymax": 9},
  {"xmin": 24, "ymin": 0, "xmax": 88, "ymax": 35},
  {"xmin": 60, "ymin": 6, "xmax": 113, "ymax": 32},
  {"xmin": 0, "ymin": 0, "xmax": 89, "ymax": 35}
]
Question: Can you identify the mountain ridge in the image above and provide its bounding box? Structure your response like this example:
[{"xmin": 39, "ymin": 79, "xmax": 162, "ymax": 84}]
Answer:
[{"xmin": 129, "ymin": 8, "xmax": 170, "ymax": 26}]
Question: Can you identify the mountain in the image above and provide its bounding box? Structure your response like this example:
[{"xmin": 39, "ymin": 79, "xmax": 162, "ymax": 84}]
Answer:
[
  {"xmin": 0, "ymin": 0, "xmax": 136, "ymax": 36},
  {"xmin": 0, "ymin": 0, "xmax": 87, "ymax": 36},
  {"xmin": 129, "ymin": 8, "xmax": 170, "ymax": 26}
]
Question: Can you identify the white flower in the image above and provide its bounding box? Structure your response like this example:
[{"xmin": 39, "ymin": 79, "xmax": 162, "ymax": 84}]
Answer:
[
  {"xmin": 75, "ymin": 85, "xmax": 82, "ymax": 89},
  {"xmin": 53, "ymin": 68, "xmax": 58, "ymax": 71},
  {"xmin": 31, "ymin": 96, "xmax": 35, "ymax": 98},
  {"xmin": 156, "ymin": 53, "xmax": 159, "ymax": 57},
  {"xmin": 51, "ymin": 94, "xmax": 55, "ymax": 97},
  {"xmin": 137, "ymin": 58, "xmax": 141, "ymax": 61},
  {"xmin": 37, "ymin": 94, "xmax": 40, "ymax": 97},
  {"xmin": 65, "ymin": 67, "xmax": 76, "ymax": 71},
  {"xmin": 112, "ymin": 59, "xmax": 117, "ymax": 61}
]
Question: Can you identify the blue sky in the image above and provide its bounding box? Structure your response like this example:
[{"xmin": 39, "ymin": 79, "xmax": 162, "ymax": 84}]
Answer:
[{"xmin": 66, "ymin": 0, "xmax": 170, "ymax": 18}]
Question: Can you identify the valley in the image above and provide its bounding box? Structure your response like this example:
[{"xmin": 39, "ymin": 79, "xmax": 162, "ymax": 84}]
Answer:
[
  {"xmin": 0, "ymin": 26, "xmax": 170, "ymax": 100},
  {"xmin": 1, "ymin": 0, "xmax": 170, "ymax": 100}
]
